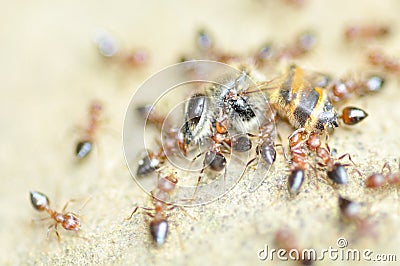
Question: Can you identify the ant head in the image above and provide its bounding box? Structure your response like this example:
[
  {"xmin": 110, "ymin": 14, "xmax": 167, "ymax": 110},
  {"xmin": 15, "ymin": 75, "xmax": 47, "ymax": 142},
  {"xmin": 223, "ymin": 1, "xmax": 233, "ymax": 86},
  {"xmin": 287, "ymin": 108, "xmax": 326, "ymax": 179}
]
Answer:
[{"xmin": 30, "ymin": 191, "xmax": 50, "ymax": 211}]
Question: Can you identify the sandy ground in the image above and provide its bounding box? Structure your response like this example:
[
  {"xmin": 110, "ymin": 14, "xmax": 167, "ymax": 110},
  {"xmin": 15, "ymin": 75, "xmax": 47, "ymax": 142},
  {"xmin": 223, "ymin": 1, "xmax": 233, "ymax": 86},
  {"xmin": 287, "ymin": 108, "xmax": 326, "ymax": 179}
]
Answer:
[{"xmin": 1, "ymin": 0, "xmax": 400, "ymax": 265}]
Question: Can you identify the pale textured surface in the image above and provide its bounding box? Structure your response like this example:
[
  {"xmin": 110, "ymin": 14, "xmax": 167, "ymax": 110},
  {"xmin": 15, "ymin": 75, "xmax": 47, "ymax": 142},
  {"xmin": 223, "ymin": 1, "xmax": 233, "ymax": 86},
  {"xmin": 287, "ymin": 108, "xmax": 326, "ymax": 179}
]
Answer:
[{"xmin": 1, "ymin": 0, "xmax": 400, "ymax": 265}]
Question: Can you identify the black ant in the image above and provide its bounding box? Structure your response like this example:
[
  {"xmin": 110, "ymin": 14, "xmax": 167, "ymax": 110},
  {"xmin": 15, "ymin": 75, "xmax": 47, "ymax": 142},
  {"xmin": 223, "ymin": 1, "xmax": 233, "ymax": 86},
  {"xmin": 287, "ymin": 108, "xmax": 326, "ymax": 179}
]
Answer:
[
  {"xmin": 30, "ymin": 191, "xmax": 83, "ymax": 241},
  {"xmin": 128, "ymin": 172, "xmax": 179, "ymax": 245},
  {"xmin": 365, "ymin": 161, "xmax": 400, "ymax": 189},
  {"xmin": 75, "ymin": 101, "xmax": 102, "ymax": 159}
]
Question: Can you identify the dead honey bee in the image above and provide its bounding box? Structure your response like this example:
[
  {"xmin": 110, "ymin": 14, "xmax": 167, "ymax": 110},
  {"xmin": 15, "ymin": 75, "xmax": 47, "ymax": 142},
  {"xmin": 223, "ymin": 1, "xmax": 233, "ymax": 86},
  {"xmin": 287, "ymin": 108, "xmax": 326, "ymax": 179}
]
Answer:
[
  {"xmin": 257, "ymin": 65, "xmax": 368, "ymax": 132},
  {"xmin": 259, "ymin": 65, "xmax": 339, "ymax": 131},
  {"xmin": 181, "ymin": 71, "xmax": 270, "ymax": 147}
]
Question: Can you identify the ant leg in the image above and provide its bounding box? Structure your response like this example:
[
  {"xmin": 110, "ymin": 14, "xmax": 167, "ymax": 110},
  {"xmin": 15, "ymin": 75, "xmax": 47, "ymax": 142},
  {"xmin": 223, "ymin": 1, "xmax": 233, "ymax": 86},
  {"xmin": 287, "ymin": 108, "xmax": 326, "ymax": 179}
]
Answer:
[
  {"xmin": 275, "ymin": 143, "xmax": 289, "ymax": 161},
  {"xmin": 32, "ymin": 217, "xmax": 52, "ymax": 223},
  {"xmin": 46, "ymin": 224, "xmax": 54, "ymax": 239},
  {"xmin": 189, "ymin": 151, "xmax": 206, "ymax": 170},
  {"xmin": 126, "ymin": 206, "xmax": 155, "ymax": 220},
  {"xmin": 310, "ymin": 164, "xmax": 319, "ymax": 189},
  {"xmin": 61, "ymin": 199, "xmax": 78, "ymax": 213},
  {"xmin": 381, "ymin": 162, "xmax": 392, "ymax": 174},
  {"xmin": 237, "ymin": 157, "xmax": 257, "ymax": 184},
  {"xmin": 54, "ymin": 224, "xmax": 61, "ymax": 242},
  {"xmin": 192, "ymin": 168, "xmax": 206, "ymax": 199},
  {"xmin": 337, "ymin": 153, "xmax": 356, "ymax": 165}
]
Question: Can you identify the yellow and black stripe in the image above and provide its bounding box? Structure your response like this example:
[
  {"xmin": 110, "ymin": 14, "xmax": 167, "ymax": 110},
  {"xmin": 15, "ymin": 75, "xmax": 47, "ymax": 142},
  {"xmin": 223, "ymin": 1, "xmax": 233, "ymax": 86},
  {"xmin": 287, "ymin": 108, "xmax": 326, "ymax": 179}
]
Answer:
[{"xmin": 268, "ymin": 65, "xmax": 338, "ymax": 131}]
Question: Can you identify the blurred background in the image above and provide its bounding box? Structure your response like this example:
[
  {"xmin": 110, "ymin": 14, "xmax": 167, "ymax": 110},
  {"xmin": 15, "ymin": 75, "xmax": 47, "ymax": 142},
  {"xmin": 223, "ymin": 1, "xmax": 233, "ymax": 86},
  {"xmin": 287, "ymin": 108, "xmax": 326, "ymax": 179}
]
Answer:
[{"xmin": 1, "ymin": 0, "xmax": 400, "ymax": 264}]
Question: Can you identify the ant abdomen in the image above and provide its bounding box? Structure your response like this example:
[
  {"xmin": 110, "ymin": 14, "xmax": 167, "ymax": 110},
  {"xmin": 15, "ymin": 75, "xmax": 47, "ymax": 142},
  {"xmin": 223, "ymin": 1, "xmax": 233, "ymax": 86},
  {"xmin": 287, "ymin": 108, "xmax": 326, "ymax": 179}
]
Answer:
[
  {"xmin": 257, "ymin": 141, "xmax": 276, "ymax": 165},
  {"xmin": 327, "ymin": 163, "xmax": 348, "ymax": 184},
  {"xmin": 288, "ymin": 168, "xmax": 305, "ymax": 196},
  {"xmin": 150, "ymin": 219, "xmax": 169, "ymax": 245},
  {"xmin": 76, "ymin": 140, "xmax": 93, "ymax": 159},
  {"xmin": 30, "ymin": 191, "xmax": 50, "ymax": 211},
  {"xmin": 204, "ymin": 151, "xmax": 227, "ymax": 172},
  {"xmin": 231, "ymin": 135, "xmax": 252, "ymax": 152}
]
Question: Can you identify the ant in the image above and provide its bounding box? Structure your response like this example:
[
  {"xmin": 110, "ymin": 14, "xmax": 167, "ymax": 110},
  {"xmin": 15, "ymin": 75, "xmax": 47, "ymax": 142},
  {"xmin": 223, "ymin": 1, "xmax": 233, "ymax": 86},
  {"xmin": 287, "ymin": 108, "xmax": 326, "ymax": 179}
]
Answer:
[
  {"xmin": 136, "ymin": 105, "xmax": 188, "ymax": 177},
  {"xmin": 75, "ymin": 101, "xmax": 103, "ymax": 160},
  {"xmin": 274, "ymin": 228, "xmax": 314, "ymax": 265},
  {"xmin": 344, "ymin": 24, "xmax": 390, "ymax": 41},
  {"xmin": 128, "ymin": 171, "xmax": 179, "ymax": 245},
  {"xmin": 365, "ymin": 161, "xmax": 400, "ymax": 189},
  {"xmin": 190, "ymin": 114, "xmax": 253, "ymax": 191},
  {"xmin": 326, "ymin": 74, "xmax": 385, "ymax": 103},
  {"xmin": 194, "ymin": 29, "xmax": 239, "ymax": 63},
  {"xmin": 94, "ymin": 29, "xmax": 148, "ymax": 68},
  {"xmin": 238, "ymin": 113, "xmax": 277, "ymax": 183},
  {"xmin": 254, "ymin": 31, "xmax": 316, "ymax": 67},
  {"xmin": 136, "ymin": 104, "xmax": 170, "ymax": 131},
  {"xmin": 306, "ymin": 131, "xmax": 353, "ymax": 185},
  {"xmin": 136, "ymin": 129, "xmax": 187, "ymax": 177},
  {"xmin": 368, "ymin": 49, "xmax": 400, "ymax": 74},
  {"xmin": 30, "ymin": 191, "xmax": 82, "ymax": 241},
  {"xmin": 287, "ymin": 129, "xmax": 310, "ymax": 196},
  {"xmin": 338, "ymin": 196, "xmax": 375, "ymax": 237},
  {"xmin": 287, "ymin": 130, "xmax": 353, "ymax": 196}
]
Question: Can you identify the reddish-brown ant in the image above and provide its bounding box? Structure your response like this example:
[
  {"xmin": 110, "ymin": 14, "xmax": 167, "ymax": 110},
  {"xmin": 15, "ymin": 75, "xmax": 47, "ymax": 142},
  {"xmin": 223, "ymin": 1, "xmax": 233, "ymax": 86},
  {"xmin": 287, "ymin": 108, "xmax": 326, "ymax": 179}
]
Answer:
[
  {"xmin": 238, "ymin": 114, "xmax": 277, "ymax": 183},
  {"xmin": 327, "ymin": 74, "xmax": 385, "ymax": 103},
  {"xmin": 76, "ymin": 101, "xmax": 103, "ymax": 159},
  {"xmin": 274, "ymin": 228, "xmax": 314, "ymax": 265},
  {"xmin": 307, "ymin": 131, "xmax": 353, "ymax": 185},
  {"xmin": 128, "ymin": 172, "xmax": 179, "ymax": 245},
  {"xmin": 136, "ymin": 129, "xmax": 187, "ymax": 177},
  {"xmin": 30, "ymin": 191, "xmax": 82, "ymax": 241},
  {"xmin": 344, "ymin": 24, "xmax": 390, "ymax": 41},
  {"xmin": 136, "ymin": 105, "xmax": 188, "ymax": 177},
  {"xmin": 365, "ymin": 161, "xmax": 400, "ymax": 189},
  {"xmin": 255, "ymin": 31, "xmax": 316, "ymax": 67},
  {"xmin": 338, "ymin": 196, "xmax": 375, "ymax": 237},
  {"xmin": 287, "ymin": 130, "xmax": 354, "ymax": 195},
  {"xmin": 287, "ymin": 129, "xmax": 309, "ymax": 196},
  {"xmin": 94, "ymin": 29, "xmax": 148, "ymax": 68},
  {"xmin": 368, "ymin": 49, "xmax": 400, "ymax": 74}
]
